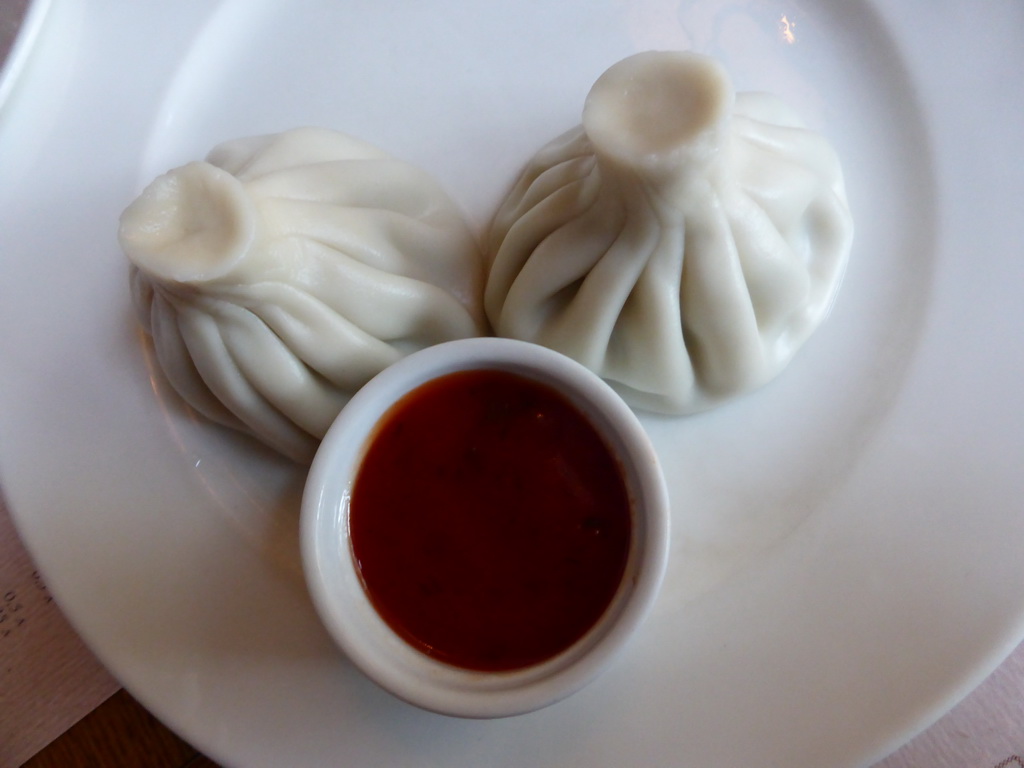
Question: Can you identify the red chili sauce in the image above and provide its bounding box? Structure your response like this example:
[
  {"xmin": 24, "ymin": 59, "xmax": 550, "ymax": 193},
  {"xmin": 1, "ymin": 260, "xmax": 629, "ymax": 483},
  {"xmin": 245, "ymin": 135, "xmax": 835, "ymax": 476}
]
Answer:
[{"xmin": 349, "ymin": 368, "xmax": 632, "ymax": 672}]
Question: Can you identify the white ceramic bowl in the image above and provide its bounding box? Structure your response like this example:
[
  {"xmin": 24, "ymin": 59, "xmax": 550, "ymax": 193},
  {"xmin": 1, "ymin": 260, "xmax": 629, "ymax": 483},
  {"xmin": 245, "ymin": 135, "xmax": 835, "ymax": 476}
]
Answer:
[{"xmin": 301, "ymin": 337, "xmax": 670, "ymax": 718}]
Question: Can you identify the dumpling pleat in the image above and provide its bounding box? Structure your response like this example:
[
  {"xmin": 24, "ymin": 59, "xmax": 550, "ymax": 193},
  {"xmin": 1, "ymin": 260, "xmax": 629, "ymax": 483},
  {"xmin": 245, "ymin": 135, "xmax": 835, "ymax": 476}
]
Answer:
[
  {"xmin": 488, "ymin": 169, "xmax": 605, "ymax": 328},
  {"xmin": 603, "ymin": 216, "xmax": 694, "ymax": 405},
  {"xmin": 297, "ymin": 239, "xmax": 482, "ymax": 343},
  {"xmin": 223, "ymin": 280, "xmax": 402, "ymax": 389},
  {"xmin": 175, "ymin": 301, "xmax": 319, "ymax": 462},
  {"xmin": 535, "ymin": 197, "xmax": 658, "ymax": 370},
  {"xmin": 249, "ymin": 159, "xmax": 446, "ymax": 220},
  {"xmin": 214, "ymin": 127, "xmax": 387, "ymax": 180},
  {"xmin": 212, "ymin": 300, "xmax": 349, "ymax": 439},
  {"xmin": 726, "ymin": 190, "xmax": 811, "ymax": 342},
  {"xmin": 260, "ymin": 200, "xmax": 476, "ymax": 293},
  {"xmin": 149, "ymin": 292, "xmax": 248, "ymax": 433},
  {"xmin": 680, "ymin": 189, "xmax": 766, "ymax": 395},
  {"xmin": 224, "ymin": 235, "xmax": 480, "ymax": 346},
  {"xmin": 733, "ymin": 92, "xmax": 806, "ymax": 129},
  {"xmin": 492, "ymin": 128, "xmax": 594, "ymax": 226},
  {"xmin": 490, "ymin": 152, "xmax": 596, "ymax": 247},
  {"xmin": 802, "ymin": 190, "xmax": 855, "ymax": 293}
]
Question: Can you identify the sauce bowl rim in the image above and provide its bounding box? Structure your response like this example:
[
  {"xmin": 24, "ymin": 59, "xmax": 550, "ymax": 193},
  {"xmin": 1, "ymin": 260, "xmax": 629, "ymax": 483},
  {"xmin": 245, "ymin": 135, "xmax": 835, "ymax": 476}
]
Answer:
[{"xmin": 300, "ymin": 337, "xmax": 670, "ymax": 719}]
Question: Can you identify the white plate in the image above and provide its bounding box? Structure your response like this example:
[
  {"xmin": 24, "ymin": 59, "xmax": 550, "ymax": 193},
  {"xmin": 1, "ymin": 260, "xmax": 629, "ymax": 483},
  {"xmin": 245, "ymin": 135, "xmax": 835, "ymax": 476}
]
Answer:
[{"xmin": 1, "ymin": 1, "xmax": 1023, "ymax": 766}]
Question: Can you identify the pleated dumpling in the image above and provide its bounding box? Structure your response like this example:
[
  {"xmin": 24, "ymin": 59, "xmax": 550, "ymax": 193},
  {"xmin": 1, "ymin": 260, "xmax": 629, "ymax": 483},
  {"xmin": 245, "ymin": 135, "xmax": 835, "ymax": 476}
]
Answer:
[
  {"xmin": 485, "ymin": 51, "xmax": 853, "ymax": 414},
  {"xmin": 122, "ymin": 127, "xmax": 486, "ymax": 462}
]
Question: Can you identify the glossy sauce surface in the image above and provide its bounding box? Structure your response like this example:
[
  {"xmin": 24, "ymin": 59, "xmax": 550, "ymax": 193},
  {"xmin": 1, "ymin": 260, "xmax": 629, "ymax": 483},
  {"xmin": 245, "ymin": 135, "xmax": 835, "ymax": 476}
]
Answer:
[{"xmin": 349, "ymin": 369, "xmax": 632, "ymax": 671}]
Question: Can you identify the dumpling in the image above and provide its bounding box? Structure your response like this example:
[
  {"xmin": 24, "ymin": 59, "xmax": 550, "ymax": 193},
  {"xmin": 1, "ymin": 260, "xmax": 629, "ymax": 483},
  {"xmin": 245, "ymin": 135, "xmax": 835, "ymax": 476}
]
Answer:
[
  {"xmin": 121, "ymin": 127, "xmax": 486, "ymax": 462},
  {"xmin": 485, "ymin": 51, "xmax": 853, "ymax": 414}
]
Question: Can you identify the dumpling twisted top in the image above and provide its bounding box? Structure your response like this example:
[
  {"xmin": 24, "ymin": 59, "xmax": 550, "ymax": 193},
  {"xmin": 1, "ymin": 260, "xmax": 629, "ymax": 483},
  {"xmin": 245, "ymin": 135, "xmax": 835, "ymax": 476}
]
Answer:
[
  {"xmin": 122, "ymin": 127, "xmax": 486, "ymax": 462},
  {"xmin": 485, "ymin": 51, "xmax": 853, "ymax": 414}
]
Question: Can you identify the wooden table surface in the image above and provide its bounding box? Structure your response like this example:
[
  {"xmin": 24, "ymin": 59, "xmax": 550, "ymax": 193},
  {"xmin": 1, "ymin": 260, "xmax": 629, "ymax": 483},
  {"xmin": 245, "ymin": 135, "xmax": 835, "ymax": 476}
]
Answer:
[{"xmin": 24, "ymin": 691, "xmax": 217, "ymax": 768}]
